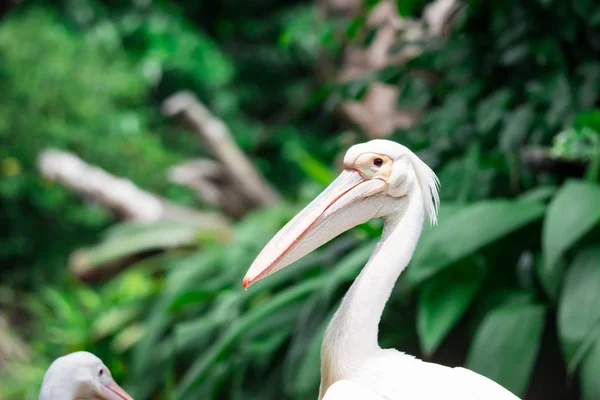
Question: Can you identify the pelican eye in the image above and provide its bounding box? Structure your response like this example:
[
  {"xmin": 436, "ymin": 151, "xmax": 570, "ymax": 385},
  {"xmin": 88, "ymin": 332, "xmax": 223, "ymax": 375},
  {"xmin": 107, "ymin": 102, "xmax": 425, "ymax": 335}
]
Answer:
[
  {"xmin": 373, "ymin": 158, "xmax": 383, "ymax": 167},
  {"xmin": 98, "ymin": 368, "xmax": 104, "ymax": 377}
]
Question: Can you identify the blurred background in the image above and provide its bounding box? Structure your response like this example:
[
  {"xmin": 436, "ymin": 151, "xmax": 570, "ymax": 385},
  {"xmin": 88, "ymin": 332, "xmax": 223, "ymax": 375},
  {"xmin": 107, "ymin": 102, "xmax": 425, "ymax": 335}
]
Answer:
[{"xmin": 1, "ymin": 0, "xmax": 599, "ymax": 399}]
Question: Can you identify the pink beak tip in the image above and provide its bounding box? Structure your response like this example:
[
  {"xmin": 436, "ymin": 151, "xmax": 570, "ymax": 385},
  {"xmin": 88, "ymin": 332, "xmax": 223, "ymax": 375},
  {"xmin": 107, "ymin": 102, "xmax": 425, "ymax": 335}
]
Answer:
[{"xmin": 242, "ymin": 276, "xmax": 250, "ymax": 290}]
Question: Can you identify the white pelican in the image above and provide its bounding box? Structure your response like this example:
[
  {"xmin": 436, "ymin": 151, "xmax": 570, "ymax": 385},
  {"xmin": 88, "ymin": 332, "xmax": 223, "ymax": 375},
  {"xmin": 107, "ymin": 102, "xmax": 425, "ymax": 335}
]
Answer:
[
  {"xmin": 243, "ymin": 140, "xmax": 520, "ymax": 399},
  {"xmin": 39, "ymin": 351, "xmax": 133, "ymax": 400}
]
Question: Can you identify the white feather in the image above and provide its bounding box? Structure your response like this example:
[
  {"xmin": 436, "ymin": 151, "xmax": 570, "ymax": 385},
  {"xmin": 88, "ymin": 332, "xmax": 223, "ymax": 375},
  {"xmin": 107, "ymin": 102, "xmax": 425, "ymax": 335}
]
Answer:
[{"xmin": 318, "ymin": 140, "xmax": 518, "ymax": 400}]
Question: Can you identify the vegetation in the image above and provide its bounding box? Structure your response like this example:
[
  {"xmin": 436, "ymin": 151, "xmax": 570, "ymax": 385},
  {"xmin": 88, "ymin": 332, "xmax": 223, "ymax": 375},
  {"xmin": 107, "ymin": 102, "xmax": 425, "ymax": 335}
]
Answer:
[{"xmin": 1, "ymin": 1, "xmax": 599, "ymax": 399}]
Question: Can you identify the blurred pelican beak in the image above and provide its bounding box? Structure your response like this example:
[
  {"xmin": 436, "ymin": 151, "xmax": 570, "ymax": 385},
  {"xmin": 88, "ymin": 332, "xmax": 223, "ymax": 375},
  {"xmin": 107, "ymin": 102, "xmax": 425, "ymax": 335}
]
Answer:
[
  {"xmin": 243, "ymin": 169, "xmax": 386, "ymax": 288},
  {"xmin": 100, "ymin": 380, "xmax": 134, "ymax": 400}
]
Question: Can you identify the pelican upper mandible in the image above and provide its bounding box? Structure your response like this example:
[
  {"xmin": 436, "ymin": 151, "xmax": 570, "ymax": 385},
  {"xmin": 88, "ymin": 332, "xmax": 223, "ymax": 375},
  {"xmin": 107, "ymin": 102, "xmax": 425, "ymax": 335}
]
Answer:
[
  {"xmin": 39, "ymin": 351, "xmax": 133, "ymax": 400},
  {"xmin": 243, "ymin": 139, "xmax": 520, "ymax": 400}
]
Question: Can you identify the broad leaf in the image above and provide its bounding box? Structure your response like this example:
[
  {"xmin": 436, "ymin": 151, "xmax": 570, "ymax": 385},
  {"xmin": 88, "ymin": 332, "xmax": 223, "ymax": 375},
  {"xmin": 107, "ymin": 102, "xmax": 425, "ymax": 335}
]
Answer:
[
  {"xmin": 418, "ymin": 259, "xmax": 485, "ymax": 355},
  {"xmin": 581, "ymin": 336, "xmax": 600, "ymax": 400},
  {"xmin": 541, "ymin": 181, "xmax": 600, "ymax": 297},
  {"xmin": 72, "ymin": 220, "xmax": 224, "ymax": 275},
  {"xmin": 557, "ymin": 246, "xmax": 600, "ymax": 362},
  {"xmin": 518, "ymin": 185, "xmax": 557, "ymax": 203},
  {"xmin": 476, "ymin": 89, "xmax": 512, "ymax": 135},
  {"xmin": 566, "ymin": 324, "xmax": 600, "ymax": 375},
  {"xmin": 466, "ymin": 304, "xmax": 545, "ymax": 397},
  {"xmin": 500, "ymin": 104, "xmax": 535, "ymax": 151},
  {"xmin": 407, "ymin": 200, "xmax": 545, "ymax": 285}
]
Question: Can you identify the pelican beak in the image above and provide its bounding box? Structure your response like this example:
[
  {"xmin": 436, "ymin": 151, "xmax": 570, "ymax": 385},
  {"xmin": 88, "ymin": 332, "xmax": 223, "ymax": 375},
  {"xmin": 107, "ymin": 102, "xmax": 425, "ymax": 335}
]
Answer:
[
  {"xmin": 243, "ymin": 169, "xmax": 386, "ymax": 288},
  {"xmin": 100, "ymin": 379, "xmax": 134, "ymax": 400}
]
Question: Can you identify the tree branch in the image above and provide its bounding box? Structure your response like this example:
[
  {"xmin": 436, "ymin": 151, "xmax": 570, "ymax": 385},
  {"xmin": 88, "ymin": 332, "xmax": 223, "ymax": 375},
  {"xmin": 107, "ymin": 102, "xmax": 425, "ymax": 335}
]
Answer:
[
  {"xmin": 168, "ymin": 159, "xmax": 250, "ymax": 218},
  {"xmin": 163, "ymin": 91, "xmax": 280, "ymax": 211},
  {"xmin": 37, "ymin": 149, "xmax": 232, "ymax": 282},
  {"xmin": 37, "ymin": 149, "xmax": 226, "ymax": 225}
]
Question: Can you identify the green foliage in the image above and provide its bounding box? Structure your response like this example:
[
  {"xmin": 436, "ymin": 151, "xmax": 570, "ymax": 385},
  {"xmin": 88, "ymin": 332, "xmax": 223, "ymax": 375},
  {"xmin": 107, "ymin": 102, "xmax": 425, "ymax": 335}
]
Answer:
[
  {"xmin": 2, "ymin": 1, "xmax": 600, "ymax": 400},
  {"xmin": 406, "ymin": 200, "xmax": 546, "ymax": 285},
  {"xmin": 541, "ymin": 181, "xmax": 600, "ymax": 297},
  {"xmin": 418, "ymin": 259, "xmax": 485, "ymax": 355},
  {"xmin": 581, "ymin": 337, "xmax": 600, "ymax": 400},
  {"xmin": 0, "ymin": 266, "xmax": 157, "ymax": 398},
  {"xmin": 551, "ymin": 112, "xmax": 600, "ymax": 162},
  {"xmin": 466, "ymin": 303, "xmax": 546, "ymax": 397},
  {"xmin": 557, "ymin": 246, "xmax": 600, "ymax": 363},
  {"xmin": 0, "ymin": 6, "xmax": 192, "ymax": 286},
  {"xmin": 73, "ymin": 219, "xmax": 228, "ymax": 275}
]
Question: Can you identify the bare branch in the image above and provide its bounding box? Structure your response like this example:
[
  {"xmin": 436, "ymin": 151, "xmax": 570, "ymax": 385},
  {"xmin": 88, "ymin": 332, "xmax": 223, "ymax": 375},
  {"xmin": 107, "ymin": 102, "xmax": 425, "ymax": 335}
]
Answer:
[
  {"xmin": 522, "ymin": 146, "xmax": 588, "ymax": 178},
  {"xmin": 37, "ymin": 149, "xmax": 226, "ymax": 225},
  {"xmin": 163, "ymin": 92, "xmax": 280, "ymax": 209},
  {"xmin": 320, "ymin": 0, "xmax": 461, "ymax": 137},
  {"xmin": 168, "ymin": 159, "xmax": 250, "ymax": 218},
  {"xmin": 37, "ymin": 149, "xmax": 232, "ymax": 282}
]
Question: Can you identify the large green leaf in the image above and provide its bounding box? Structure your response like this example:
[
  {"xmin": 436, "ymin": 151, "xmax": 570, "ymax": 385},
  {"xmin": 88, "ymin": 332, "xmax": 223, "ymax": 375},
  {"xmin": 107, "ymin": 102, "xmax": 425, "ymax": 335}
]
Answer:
[
  {"xmin": 557, "ymin": 246, "xmax": 600, "ymax": 362},
  {"xmin": 500, "ymin": 104, "xmax": 535, "ymax": 151},
  {"xmin": 476, "ymin": 89, "xmax": 513, "ymax": 135},
  {"xmin": 72, "ymin": 220, "xmax": 226, "ymax": 276},
  {"xmin": 417, "ymin": 259, "xmax": 485, "ymax": 355},
  {"xmin": 566, "ymin": 324, "xmax": 600, "ymax": 375},
  {"xmin": 581, "ymin": 336, "xmax": 600, "ymax": 400},
  {"xmin": 466, "ymin": 304, "xmax": 545, "ymax": 397},
  {"xmin": 541, "ymin": 181, "xmax": 600, "ymax": 297},
  {"xmin": 518, "ymin": 185, "xmax": 557, "ymax": 203},
  {"xmin": 406, "ymin": 200, "xmax": 545, "ymax": 285}
]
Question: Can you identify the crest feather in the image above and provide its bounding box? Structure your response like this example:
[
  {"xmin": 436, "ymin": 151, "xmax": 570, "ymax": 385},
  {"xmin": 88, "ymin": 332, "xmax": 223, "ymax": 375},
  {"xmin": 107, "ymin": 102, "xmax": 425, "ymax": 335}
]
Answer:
[{"xmin": 408, "ymin": 152, "xmax": 440, "ymax": 226}]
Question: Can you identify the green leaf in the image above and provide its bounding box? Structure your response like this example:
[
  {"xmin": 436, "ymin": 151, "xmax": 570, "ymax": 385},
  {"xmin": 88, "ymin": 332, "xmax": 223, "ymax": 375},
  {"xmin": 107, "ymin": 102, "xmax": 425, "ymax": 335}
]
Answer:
[
  {"xmin": 112, "ymin": 324, "xmax": 144, "ymax": 353},
  {"xmin": 575, "ymin": 109, "xmax": 600, "ymax": 132},
  {"xmin": 566, "ymin": 324, "xmax": 600, "ymax": 375},
  {"xmin": 557, "ymin": 246, "xmax": 600, "ymax": 362},
  {"xmin": 418, "ymin": 259, "xmax": 485, "ymax": 355},
  {"xmin": 292, "ymin": 321, "xmax": 325, "ymax": 396},
  {"xmin": 282, "ymin": 293, "xmax": 330, "ymax": 393},
  {"xmin": 328, "ymin": 240, "xmax": 378, "ymax": 286},
  {"xmin": 541, "ymin": 181, "xmax": 600, "ymax": 297},
  {"xmin": 92, "ymin": 304, "xmax": 142, "ymax": 340},
  {"xmin": 577, "ymin": 67, "xmax": 600, "ymax": 110},
  {"xmin": 581, "ymin": 336, "xmax": 600, "ymax": 400},
  {"xmin": 175, "ymin": 279, "xmax": 321, "ymax": 398},
  {"xmin": 395, "ymin": 0, "xmax": 427, "ymax": 17},
  {"xmin": 546, "ymin": 75, "xmax": 573, "ymax": 128},
  {"xmin": 282, "ymin": 139, "xmax": 335, "ymax": 185},
  {"xmin": 476, "ymin": 89, "xmax": 512, "ymax": 135},
  {"xmin": 168, "ymin": 289, "xmax": 214, "ymax": 312},
  {"xmin": 407, "ymin": 200, "xmax": 545, "ymax": 285},
  {"xmin": 500, "ymin": 104, "xmax": 535, "ymax": 151},
  {"xmin": 518, "ymin": 185, "xmax": 557, "ymax": 203},
  {"xmin": 466, "ymin": 304, "xmax": 545, "ymax": 397},
  {"xmin": 500, "ymin": 44, "xmax": 530, "ymax": 66},
  {"xmin": 72, "ymin": 219, "xmax": 229, "ymax": 275}
]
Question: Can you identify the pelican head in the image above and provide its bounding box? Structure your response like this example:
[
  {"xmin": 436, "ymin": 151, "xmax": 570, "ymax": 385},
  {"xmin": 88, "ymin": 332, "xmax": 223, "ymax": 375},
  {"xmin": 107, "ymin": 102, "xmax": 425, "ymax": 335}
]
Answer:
[
  {"xmin": 243, "ymin": 139, "xmax": 439, "ymax": 288},
  {"xmin": 39, "ymin": 351, "xmax": 133, "ymax": 400}
]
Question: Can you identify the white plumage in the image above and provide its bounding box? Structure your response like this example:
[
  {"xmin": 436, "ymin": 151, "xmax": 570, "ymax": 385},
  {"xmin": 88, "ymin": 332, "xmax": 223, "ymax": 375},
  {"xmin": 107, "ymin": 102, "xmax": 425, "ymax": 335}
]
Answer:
[
  {"xmin": 39, "ymin": 351, "xmax": 133, "ymax": 400},
  {"xmin": 244, "ymin": 139, "xmax": 520, "ymax": 400}
]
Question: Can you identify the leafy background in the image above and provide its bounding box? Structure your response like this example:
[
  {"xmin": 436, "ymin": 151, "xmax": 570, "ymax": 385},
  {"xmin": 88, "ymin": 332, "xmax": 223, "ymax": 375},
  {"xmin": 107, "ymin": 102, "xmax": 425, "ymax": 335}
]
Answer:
[{"xmin": 1, "ymin": 0, "xmax": 600, "ymax": 399}]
